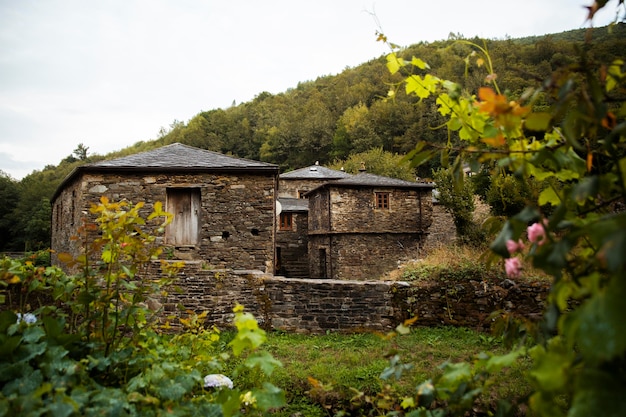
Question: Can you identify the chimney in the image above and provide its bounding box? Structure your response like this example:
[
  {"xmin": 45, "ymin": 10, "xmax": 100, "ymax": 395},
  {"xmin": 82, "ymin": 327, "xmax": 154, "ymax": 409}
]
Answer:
[{"xmin": 359, "ymin": 161, "xmax": 366, "ymax": 172}]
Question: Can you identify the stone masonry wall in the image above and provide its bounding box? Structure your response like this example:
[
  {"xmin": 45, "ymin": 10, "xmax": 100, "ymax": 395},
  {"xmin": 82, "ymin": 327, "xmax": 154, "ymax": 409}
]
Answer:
[
  {"xmin": 153, "ymin": 262, "xmax": 548, "ymax": 334},
  {"xmin": 422, "ymin": 203, "xmax": 457, "ymax": 251},
  {"xmin": 52, "ymin": 171, "xmax": 276, "ymax": 272},
  {"xmin": 4, "ymin": 262, "xmax": 548, "ymax": 335},
  {"xmin": 278, "ymin": 179, "xmax": 329, "ymax": 198},
  {"xmin": 308, "ymin": 233, "xmax": 425, "ymax": 280},
  {"xmin": 406, "ymin": 278, "xmax": 549, "ymax": 331},
  {"xmin": 324, "ymin": 188, "xmax": 433, "ymax": 233},
  {"xmin": 157, "ymin": 263, "xmax": 409, "ymax": 334}
]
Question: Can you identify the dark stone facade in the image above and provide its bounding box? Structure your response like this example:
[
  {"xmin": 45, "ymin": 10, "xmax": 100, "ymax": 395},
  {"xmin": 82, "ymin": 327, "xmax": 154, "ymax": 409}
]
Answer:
[
  {"xmin": 52, "ymin": 172, "xmax": 276, "ymax": 272},
  {"xmin": 151, "ymin": 262, "xmax": 549, "ymax": 334},
  {"xmin": 307, "ymin": 177, "xmax": 434, "ymax": 280},
  {"xmin": 51, "ymin": 144, "xmax": 279, "ymax": 273}
]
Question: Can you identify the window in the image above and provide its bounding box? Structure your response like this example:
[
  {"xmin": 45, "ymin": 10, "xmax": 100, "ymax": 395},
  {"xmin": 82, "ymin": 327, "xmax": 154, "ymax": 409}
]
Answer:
[
  {"xmin": 166, "ymin": 188, "xmax": 201, "ymax": 245},
  {"xmin": 297, "ymin": 190, "xmax": 308, "ymax": 199},
  {"xmin": 375, "ymin": 192, "xmax": 389, "ymax": 209},
  {"xmin": 279, "ymin": 212, "xmax": 293, "ymax": 230}
]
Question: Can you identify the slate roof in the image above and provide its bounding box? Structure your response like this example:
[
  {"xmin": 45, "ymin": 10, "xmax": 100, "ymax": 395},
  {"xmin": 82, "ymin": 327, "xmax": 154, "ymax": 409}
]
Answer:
[
  {"xmin": 280, "ymin": 164, "xmax": 352, "ymax": 180},
  {"xmin": 277, "ymin": 197, "xmax": 309, "ymax": 213},
  {"xmin": 86, "ymin": 143, "xmax": 278, "ymax": 171},
  {"xmin": 306, "ymin": 173, "xmax": 434, "ymax": 194},
  {"xmin": 53, "ymin": 143, "xmax": 279, "ymax": 201}
]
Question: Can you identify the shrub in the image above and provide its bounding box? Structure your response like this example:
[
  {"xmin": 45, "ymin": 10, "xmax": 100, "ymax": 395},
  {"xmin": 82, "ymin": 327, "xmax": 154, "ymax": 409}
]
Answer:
[{"xmin": 0, "ymin": 197, "xmax": 284, "ymax": 416}]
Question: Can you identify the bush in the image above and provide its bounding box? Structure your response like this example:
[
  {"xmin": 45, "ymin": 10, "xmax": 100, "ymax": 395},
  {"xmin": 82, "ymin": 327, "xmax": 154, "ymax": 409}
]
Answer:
[{"xmin": 0, "ymin": 198, "xmax": 284, "ymax": 416}]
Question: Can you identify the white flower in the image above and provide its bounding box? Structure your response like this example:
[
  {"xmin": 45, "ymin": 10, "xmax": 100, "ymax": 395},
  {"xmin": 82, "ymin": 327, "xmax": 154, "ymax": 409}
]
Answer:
[
  {"xmin": 203, "ymin": 374, "xmax": 234, "ymax": 389},
  {"xmin": 16, "ymin": 313, "xmax": 37, "ymax": 325}
]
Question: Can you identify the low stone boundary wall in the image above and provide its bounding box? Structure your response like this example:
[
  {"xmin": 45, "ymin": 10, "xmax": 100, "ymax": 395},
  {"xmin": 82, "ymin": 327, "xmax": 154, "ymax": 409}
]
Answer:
[
  {"xmin": 160, "ymin": 265, "xmax": 410, "ymax": 334},
  {"xmin": 3, "ymin": 260, "xmax": 550, "ymax": 334},
  {"xmin": 160, "ymin": 264, "xmax": 549, "ymax": 334},
  {"xmin": 406, "ymin": 278, "xmax": 549, "ymax": 331}
]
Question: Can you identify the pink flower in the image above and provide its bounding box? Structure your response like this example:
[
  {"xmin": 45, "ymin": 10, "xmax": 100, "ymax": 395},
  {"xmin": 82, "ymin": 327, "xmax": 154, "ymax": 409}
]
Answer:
[
  {"xmin": 505, "ymin": 257, "xmax": 522, "ymax": 278},
  {"xmin": 121, "ymin": 242, "xmax": 129, "ymax": 248},
  {"xmin": 505, "ymin": 239, "xmax": 525, "ymax": 255},
  {"xmin": 527, "ymin": 222, "xmax": 547, "ymax": 246}
]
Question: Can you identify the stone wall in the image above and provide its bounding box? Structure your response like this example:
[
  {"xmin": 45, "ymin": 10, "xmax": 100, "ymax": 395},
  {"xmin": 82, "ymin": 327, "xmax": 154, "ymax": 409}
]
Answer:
[
  {"xmin": 157, "ymin": 263, "xmax": 410, "ymax": 334},
  {"xmin": 3, "ymin": 262, "xmax": 549, "ymax": 335},
  {"xmin": 406, "ymin": 278, "xmax": 549, "ymax": 331},
  {"xmin": 422, "ymin": 203, "xmax": 457, "ymax": 251},
  {"xmin": 308, "ymin": 233, "xmax": 425, "ymax": 280},
  {"xmin": 278, "ymin": 179, "xmax": 330, "ymax": 199},
  {"xmin": 51, "ymin": 171, "xmax": 276, "ymax": 273},
  {"xmin": 309, "ymin": 188, "xmax": 433, "ymax": 233},
  {"xmin": 152, "ymin": 262, "xmax": 549, "ymax": 334}
]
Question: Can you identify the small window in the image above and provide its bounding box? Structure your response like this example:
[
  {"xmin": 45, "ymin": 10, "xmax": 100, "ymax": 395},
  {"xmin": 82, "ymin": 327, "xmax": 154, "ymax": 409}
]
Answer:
[
  {"xmin": 297, "ymin": 190, "xmax": 308, "ymax": 199},
  {"xmin": 375, "ymin": 192, "xmax": 389, "ymax": 209},
  {"xmin": 279, "ymin": 213, "xmax": 293, "ymax": 230}
]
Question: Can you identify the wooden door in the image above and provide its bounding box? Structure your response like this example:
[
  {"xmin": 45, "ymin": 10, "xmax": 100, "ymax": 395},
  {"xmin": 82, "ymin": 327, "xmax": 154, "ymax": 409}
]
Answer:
[{"xmin": 166, "ymin": 188, "xmax": 200, "ymax": 245}]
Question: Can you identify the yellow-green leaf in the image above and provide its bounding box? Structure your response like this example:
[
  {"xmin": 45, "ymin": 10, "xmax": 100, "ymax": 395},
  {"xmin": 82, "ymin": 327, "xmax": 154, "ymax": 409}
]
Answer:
[
  {"xmin": 539, "ymin": 187, "xmax": 561, "ymax": 206},
  {"xmin": 386, "ymin": 53, "xmax": 405, "ymax": 75},
  {"xmin": 411, "ymin": 56, "xmax": 429, "ymax": 70},
  {"xmin": 525, "ymin": 112, "xmax": 552, "ymax": 131}
]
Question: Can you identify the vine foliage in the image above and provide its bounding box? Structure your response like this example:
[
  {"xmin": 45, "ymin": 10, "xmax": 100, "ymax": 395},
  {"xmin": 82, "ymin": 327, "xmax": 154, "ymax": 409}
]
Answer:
[{"xmin": 379, "ymin": 1, "xmax": 626, "ymax": 416}]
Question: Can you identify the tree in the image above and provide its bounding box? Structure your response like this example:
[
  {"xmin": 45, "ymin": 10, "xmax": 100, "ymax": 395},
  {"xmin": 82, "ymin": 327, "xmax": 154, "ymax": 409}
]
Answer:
[
  {"xmin": 329, "ymin": 147, "xmax": 416, "ymax": 181},
  {"xmin": 73, "ymin": 143, "xmax": 89, "ymax": 160},
  {"xmin": 0, "ymin": 171, "xmax": 19, "ymax": 251},
  {"xmin": 432, "ymin": 167, "xmax": 482, "ymax": 244}
]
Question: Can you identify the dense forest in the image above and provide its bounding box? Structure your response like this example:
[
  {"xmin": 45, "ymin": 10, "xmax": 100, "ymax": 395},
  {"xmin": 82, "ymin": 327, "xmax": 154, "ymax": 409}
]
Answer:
[{"xmin": 1, "ymin": 24, "xmax": 624, "ymax": 252}]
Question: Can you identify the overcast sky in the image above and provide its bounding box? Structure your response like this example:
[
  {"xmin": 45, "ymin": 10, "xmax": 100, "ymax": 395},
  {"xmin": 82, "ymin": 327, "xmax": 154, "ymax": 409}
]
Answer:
[{"xmin": 0, "ymin": 0, "xmax": 619, "ymax": 179}]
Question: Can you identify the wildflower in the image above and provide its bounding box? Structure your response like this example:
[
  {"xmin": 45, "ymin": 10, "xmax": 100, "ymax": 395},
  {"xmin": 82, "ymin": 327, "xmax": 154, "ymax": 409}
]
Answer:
[
  {"xmin": 203, "ymin": 374, "xmax": 233, "ymax": 389},
  {"xmin": 16, "ymin": 313, "xmax": 37, "ymax": 325},
  {"xmin": 505, "ymin": 257, "xmax": 522, "ymax": 278},
  {"xmin": 527, "ymin": 222, "xmax": 547, "ymax": 246},
  {"xmin": 505, "ymin": 239, "xmax": 525, "ymax": 255}
]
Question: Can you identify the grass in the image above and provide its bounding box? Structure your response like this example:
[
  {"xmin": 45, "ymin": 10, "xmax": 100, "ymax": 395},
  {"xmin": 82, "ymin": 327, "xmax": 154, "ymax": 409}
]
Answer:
[
  {"xmin": 206, "ymin": 244, "xmax": 543, "ymax": 415},
  {"xmin": 254, "ymin": 327, "xmax": 532, "ymax": 415}
]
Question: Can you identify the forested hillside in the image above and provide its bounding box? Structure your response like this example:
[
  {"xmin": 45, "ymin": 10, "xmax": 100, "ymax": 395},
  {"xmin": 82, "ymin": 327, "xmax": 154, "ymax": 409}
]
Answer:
[{"xmin": 1, "ymin": 24, "xmax": 624, "ymax": 252}]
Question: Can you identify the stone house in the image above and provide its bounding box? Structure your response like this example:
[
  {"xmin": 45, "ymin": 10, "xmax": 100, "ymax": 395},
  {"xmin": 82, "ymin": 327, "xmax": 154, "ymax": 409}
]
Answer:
[
  {"xmin": 51, "ymin": 143, "xmax": 279, "ymax": 272},
  {"xmin": 306, "ymin": 173, "xmax": 435, "ymax": 280},
  {"xmin": 275, "ymin": 163, "xmax": 352, "ymax": 277}
]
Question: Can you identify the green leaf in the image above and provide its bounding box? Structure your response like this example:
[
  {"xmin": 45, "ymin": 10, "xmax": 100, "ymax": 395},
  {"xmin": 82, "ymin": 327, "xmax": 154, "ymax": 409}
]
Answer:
[
  {"xmin": 22, "ymin": 325, "xmax": 45, "ymax": 343},
  {"xmin": 571, "ymin": 176, "xmax": 599, "ymax": 204},
  {"xmin": 567, "ymin": 277, "xmax": 626, "ymax": 364},
  {"xmin": 0, "ymin": 335, "xmax": 22, "ymax": 356},
  {"xmin": 252, "ymin": 382, "xmax": 286, "ymax": 411},
  {"xmin": 405, "ymin": 74, "xmax": 438, "ymax": 99},
  {"xmin": 0, "ymin": 310, "xmax": 18, "ymax": 333},
  {"xmin": 538, "ymin": 186, "xmax": 561, "ymax": 206},
  {"xmin": 101, "ymin": 249, "xmax": 114, "ymax": 263},
  {"xmin": 525, "ymin": 112, "xmax": 552, "ymax": 131},
  {"xmin": 604, "ymin": 232, "xmax": 626, "ymax": 273},
  {"xmin": 569, "ymin": 369, "xmax": 626, "ymax": 417},
  {"xmin": 245, "ymin": 351, "xmax": 283, "ymax": 376},
  {"xmin": 490, "ymin": 221, "xmax": 514, "ymax": 258},
  {"xmin": 437, "ymin": 361, "xmax": 471, "ymax": 387},
  {"xmin": 484, "ymin": 348, "xmax": 524, "ymax": 372},
  {"xmin": 529, "ymin": 338, "xmax": 573, "ymax": 392}
]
